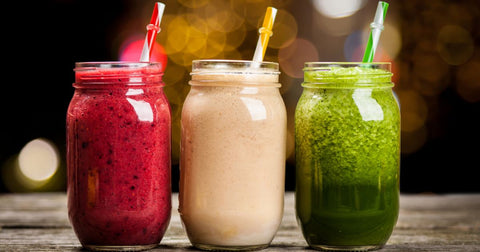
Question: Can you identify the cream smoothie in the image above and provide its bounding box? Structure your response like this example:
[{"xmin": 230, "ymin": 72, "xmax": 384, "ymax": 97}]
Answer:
[{"xmin": 179, "ymin": 60, "xmax": 286, "ymax": 250}]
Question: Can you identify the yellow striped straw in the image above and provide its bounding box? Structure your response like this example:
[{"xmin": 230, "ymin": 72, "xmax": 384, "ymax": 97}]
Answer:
[{"xmin": 252, "ymin": 7, "xmax": 277, "ymax": 62}]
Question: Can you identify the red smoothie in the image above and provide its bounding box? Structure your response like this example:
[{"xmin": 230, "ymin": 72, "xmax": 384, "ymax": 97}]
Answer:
[{"xmin": 67, "ymin": 62, "xmax": 171, "ymax": 250}]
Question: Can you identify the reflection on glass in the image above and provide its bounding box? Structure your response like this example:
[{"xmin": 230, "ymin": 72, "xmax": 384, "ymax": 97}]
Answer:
[
  {"xmin": 127, "ymin": 98, "xmax": 154, "ymax": 122},
  {"xmin": 352, "ymin": 89, "xmax": 384, "ymax": 121},
  {"xmin": 240, "ymin": 97, "xmax": 267, "ymax": 121}
]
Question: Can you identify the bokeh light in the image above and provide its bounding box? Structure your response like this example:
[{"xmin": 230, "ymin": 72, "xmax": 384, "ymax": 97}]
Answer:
[
  {"xmin": 268, "ymin": 10, "xmax": 298, "ymax": 49},
  {"xmin": 165, "ymin": 14, "xmax": 192, "ymax": 56},
  {"xmin": 412, "ymin": 45, "xmax": 450, "ymax": 96},
  {"xmin": 18, "ymin": 138, "xmax": 59, "ymax": 182},
  {"xmin": 177, "ymin": 0, "xmax": 210, "ymax": 9},
  {"xmin": 206, "ymin": 2, "xmax": 244, "ymax": 32},
  {"xmin": 1, "ymin": 138, "xmax": 65, "ymax": 192},
  {"xmin": 279, "ymin": 38, "xmax": 319, "ymax": 78},
  {"xmin": 396, "ymin": 90, "xmax": 429, "ymax": 154},
  {"xmin": 312, "ymin": 0, "xmax": 367, "ymax": 19},
  {"xmin": 238, "ymin": 0, "xmax": 274, "ymax": 28},
  {"xmin": 314, "ymin": 12, "xmax": 359, "ymax": 37},
  {"xmin": 455, "ymin": 57, "xmax": 480, "ymax": 103},
  {"xmin": 223, "ymin": 26, "xmax": 247, "ymax": 51},
  {"xmin": 401, "ymin": 125, "xmax": 428, "ymax": 155},
  {"xmin": 344, "ymin": 30, "xmax": 363, "ymax": 61},
  {"xmin": 119, "ymin": 37, "xmax": 168, "ymax": 70},
  {"xmin": 397, "ymin": 90, "xmax": 428, "ymax": 133},
  {"xmin": 380, "ymin": 23, "xmax": 402, "ymax": 60},
  {"xmin": 437, "ymin": 25, "xmax": 474, "ymax": 66}
]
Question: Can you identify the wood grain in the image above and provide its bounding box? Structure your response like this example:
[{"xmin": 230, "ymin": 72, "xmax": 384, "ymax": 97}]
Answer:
[{"xmin": 1, "ymin": 193, "xmax": 479, "ymax": 251}]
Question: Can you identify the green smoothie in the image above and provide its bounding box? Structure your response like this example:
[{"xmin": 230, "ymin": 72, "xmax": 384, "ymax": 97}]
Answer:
[{"xmin": 295, "ymin": 63, "xmax": 400, "ymax": 251}]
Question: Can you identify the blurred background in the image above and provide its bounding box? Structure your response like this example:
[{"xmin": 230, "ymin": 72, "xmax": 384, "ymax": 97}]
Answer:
[{"xmin": 1, "ymin": 0, "xmax": 479, "ymax": 193}]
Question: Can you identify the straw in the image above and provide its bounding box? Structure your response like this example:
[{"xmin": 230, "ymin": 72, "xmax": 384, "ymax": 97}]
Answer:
[
  {"xmin": 140, "ymin": 2, "xmax": 166, "ymax": 62},
  {"xmin": 252, "ymin": 7, "xmax": 278, "ymax": 62},
  {"xmin": 362, "ymin": 1, "xmax": 389, "ymax": 63}
]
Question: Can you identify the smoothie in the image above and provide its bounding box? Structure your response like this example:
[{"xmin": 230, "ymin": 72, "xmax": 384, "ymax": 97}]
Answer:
[
  {"xmin": 179, "ymin": 60, "xmax": 286, "ymax": 250},
  {"xmin": 67, "ymin": 62, "xmax": 171, "ymax": 250},
  {"xmin": 295, "ymin": 63, "xmax": 400, "ymax": 250}
]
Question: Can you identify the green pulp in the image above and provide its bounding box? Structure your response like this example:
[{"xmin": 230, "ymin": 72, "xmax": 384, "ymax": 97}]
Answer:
[{"xmin": 295, "ymin": 66, "xmax": 400, "ymax": 249}]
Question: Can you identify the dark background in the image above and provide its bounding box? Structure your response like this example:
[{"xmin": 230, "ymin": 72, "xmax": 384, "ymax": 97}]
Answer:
[{"xmin": 1, "ymin": 0, "xmax": 479, "ymax": 193}]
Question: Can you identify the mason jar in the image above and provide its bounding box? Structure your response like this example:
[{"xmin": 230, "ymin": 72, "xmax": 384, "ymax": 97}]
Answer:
[
  {"xmin": 295, "ymin": 62, "xmax": 400, "ymax": 251},
  {"xmin": 179, "ymin": 59, "xmax": 287, "ymax": 251},
  {"xmin": 67, "ymin": 62, "xmax": 171, "ymax": 251}
]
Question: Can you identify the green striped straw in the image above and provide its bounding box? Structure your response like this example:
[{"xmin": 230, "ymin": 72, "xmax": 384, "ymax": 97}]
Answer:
[{"xmin": 362, "ymin": 1, "xmax": 389, "ymax": 62}]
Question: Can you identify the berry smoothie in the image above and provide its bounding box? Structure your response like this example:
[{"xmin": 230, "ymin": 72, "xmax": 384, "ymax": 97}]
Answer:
[
  {"xmin": 67, "ymin": 62, "xmax": 171, "ymax": 250},
  {"xmin": 295, "ymin": 63, "xmax": 400, "ymax": 251}
]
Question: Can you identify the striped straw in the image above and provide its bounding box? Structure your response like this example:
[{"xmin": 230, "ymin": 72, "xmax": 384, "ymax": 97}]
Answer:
[
  {"xmin": 252, "ymin": 7, "xmax": 277, "ymax": 62},
  {"xmin": 362, "ymin": 1, "xmax": 389, "ymax": 63},
  {"xmin": 140, "ymin": 2, "xmax": 166, "ymax": 62}
]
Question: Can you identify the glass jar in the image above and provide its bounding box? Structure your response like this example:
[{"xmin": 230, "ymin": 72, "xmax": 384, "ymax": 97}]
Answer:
[
  {"xmin": 179, "ymin": 59, "xmax": 287, "ymax": 251},
  {"xmin": 67, "ymin": 62, "xmax": 171, "ymax": 251},
  {"xmin": 295, "ymin": 62, "xmax": 400, "ymax": 251}
]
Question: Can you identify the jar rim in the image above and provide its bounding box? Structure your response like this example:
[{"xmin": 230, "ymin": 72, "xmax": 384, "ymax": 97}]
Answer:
[
  {"xmin": 191, "ymin": 59, "xmax": 280, "ymax": 75},
  {"xmin": 74, "ymin": 61, "xmax": 164, "ymax": 86},
  {"xmin": 75, "ymin": 61, "xmax": 163, "ymax": 71},
  {"xmin": 302, "ymin": 62, "xmax": 393, "ymax": 88},
  {"xmin": 304, "ymin": 62, "xmax": 391, "ymax": 71}
]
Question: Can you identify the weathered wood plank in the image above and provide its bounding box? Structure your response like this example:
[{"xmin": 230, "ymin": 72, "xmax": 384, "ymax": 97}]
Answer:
[
  {"xmin": 0, "ymin": 193, "xmax": 69, "ymax": 228},
  {"xmin": 0, "ymin": 193, "xmax": 479, "ymax": 251}
]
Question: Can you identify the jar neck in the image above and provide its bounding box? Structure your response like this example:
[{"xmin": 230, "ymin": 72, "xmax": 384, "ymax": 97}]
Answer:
[
  {"xmin": 190, "ymin": 59, "xmax": 280, "ymax": 87},
  {"xmin": 74, "ymin": 62, "xmax": 164, "ymax": 87},
  {"xmin": 303, "ymin": 62, "xmax": 393, "ymax": 88},
  {"xmin": 190, "ymin": 73, "xmax": 279, "ymax": 87}
]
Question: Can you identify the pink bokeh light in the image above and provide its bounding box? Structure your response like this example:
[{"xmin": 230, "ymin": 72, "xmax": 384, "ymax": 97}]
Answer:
[{"xmin": 119, "ymin": 38, "xmax": 168, "ymax": 72}]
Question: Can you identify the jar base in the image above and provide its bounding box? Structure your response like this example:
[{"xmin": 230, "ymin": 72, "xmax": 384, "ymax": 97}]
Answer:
[
  {"xmin": 193, "ymin": 243, "xmax": 269, "ymax": 251},
  {"xmin": 83, "ymin": 244, "xmax": 158, "ymax": 251},
  {"xmin": 309, "ymin": 244, "xmax": 383, "ymax": 251}
]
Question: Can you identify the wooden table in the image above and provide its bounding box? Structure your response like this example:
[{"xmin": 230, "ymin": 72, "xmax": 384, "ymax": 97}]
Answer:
[{"xmin": 0, "ymin": 192, "xmax": 479, "ymax": 251}]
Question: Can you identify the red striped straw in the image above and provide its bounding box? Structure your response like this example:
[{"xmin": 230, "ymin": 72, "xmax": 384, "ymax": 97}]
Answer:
[{"xmin": 140, "ymin": 2, "xmax": 165, "ymax": 62}]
